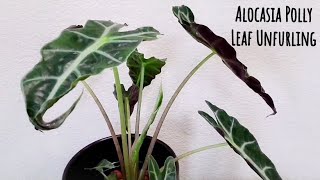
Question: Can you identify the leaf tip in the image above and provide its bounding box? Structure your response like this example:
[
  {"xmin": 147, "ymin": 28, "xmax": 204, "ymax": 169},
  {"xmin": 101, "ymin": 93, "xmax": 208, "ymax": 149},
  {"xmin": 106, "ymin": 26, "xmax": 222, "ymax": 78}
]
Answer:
[
  {"xmin": 266, "ymin": 110, "xmax": 277, "ymax": 118},
  {"xmin": 205, "ymin": 101, "xmax": 222, "ymax": 115},
  {"xmin": 198, "ymin": 110, "xmax": 205, "ymax": 115}
]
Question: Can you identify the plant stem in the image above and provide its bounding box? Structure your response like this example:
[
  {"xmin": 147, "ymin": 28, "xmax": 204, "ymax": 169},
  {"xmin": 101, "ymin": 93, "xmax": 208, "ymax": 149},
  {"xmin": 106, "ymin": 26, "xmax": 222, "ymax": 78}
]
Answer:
[
  {"xmin": 135, "ymin": 65, "xmax": 145, "ymax": 140},
  {"xmin": 138, "ymin": 52, "xmax": 216, "ymax": 180},
  {"xmin": 125, "ymin": 97, "xmax": 132, "ymax": 154},
  {"xmin": 113, "ymin": 67, "xmax": 131, "ymax": 180},
  {"xmin": 174, "ymin": 143, "xmax": 227, "ymax": 162},
  {"xmin": 81, "ymin": 81, "xmax": 125, "ymax": 177},
  {"xmin": 125, "ymin": 97, "xmax": 135, "ymax": 179}
]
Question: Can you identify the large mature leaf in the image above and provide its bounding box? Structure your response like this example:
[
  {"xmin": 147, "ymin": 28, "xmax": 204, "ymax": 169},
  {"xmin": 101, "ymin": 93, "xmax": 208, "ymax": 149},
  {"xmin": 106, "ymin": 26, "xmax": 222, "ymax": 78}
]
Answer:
[
  {"xmin": 198, "ymin": 101, "xmax": 282, "ymax": 180},
  {"xmin": 148, "ymin": 156, "xmax": 177, "ymax": 180},
  {"xmin": 21, "ymin": 20, "xmax": 160, "ymax": 130},
  {"xmin": 173, "ymin": 5, "xmax": 277, "ymax": 115}
]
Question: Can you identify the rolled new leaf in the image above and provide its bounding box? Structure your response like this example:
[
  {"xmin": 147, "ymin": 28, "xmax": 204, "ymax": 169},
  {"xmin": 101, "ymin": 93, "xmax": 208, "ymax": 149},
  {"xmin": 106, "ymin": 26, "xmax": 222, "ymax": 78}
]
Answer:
[
  {"xmin": 173, "ymin": 5, "xmax": 276, "ymax": 115},
  {"xmin": 113, "ymin": 83, "xmax": 139, "ymax": 115},
  {"xmin": 132, "ymin": 86, "xmax": 163, "ymax": 163},
  {"xmin": 21, "ymin": 20, "xmax": 160, "ymax": 130},
  {"xmin": 199, "ymin": 101, "xmax": 282, "ymax": 180}
]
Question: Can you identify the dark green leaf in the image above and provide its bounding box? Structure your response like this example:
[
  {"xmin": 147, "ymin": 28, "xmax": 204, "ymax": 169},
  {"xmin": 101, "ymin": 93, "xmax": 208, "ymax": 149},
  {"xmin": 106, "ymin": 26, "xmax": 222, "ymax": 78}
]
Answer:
[
  {"xmin": 113, "ymin": 84, "xmax": 139, "ymax": 115},
  {"xmin": 148, "ymin": 156, "xmax": 161, "ymax": 180},
  {"xmin": 127, "ymin": 50, "xmax": 166, "ymax": 87},
  {"xmin": 199, "ymin": 101, "xmax": 282, "ymax": 180},
  {"xmin": 21, "ymin": 20, "xmax": 160, "ymax": 130},
  {"xmin": 148, "ymin": 156, "xmax": 177, "ymax": 180},
  {"xmin": 173, "ymin": 5, "xmax": 276, "ymax": 115},
  {"xmin": 161, "ymin": 156, "xmax": 177, "ymax": 180},
  {"xmin": 113, "ymin": 50, "xmax": 165, "ymax": 114}
]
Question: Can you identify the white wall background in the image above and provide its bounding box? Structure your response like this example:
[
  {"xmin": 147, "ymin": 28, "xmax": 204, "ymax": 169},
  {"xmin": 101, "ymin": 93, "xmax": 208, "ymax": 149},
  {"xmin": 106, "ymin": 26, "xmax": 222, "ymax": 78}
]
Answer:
[{"xmin": 1, "ymin": 0, "xmax": 320, "ymax": 179}]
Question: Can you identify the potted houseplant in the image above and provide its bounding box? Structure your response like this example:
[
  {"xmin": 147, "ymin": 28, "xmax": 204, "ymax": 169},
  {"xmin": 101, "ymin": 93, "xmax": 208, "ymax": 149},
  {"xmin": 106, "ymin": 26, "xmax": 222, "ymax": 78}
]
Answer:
[{"xmin": 21, "ymin": 5, "xmax": 281, "ymax": 180}]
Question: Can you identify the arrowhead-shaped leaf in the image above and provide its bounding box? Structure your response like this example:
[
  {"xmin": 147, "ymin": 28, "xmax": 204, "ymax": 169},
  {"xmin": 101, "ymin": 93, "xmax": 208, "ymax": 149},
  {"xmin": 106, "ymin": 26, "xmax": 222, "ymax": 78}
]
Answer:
[
  {"xmin": 199, "ymin": 101, "xmax": 282, "ymax": 180},
  {"xmin": 113, "ymin": 50, "xmax": 165, "ymax": 114},
  {"xmin": 127, "ymin": 50, "xmax": 166, "ymax": 87},
  {"xmin": 85, "ymin": 159, "xmax": 119, "ymax": 180},
  {"xmin": 161, "ymin": 156, "xmax": 177, "ymax": 180},
  {"xmin": 173, "ymin": 5, "xmax": 277, "ymax": 115},
  {"xmin": 148, "ymin": 156, "xmax": 177, "ymax": 180},
  {"xmin": 148, "ymin": 156, "xmax": 161, "ymax": 180},
  {"xmin": 21, "ymin": 20, "xmax": 160, "ymax": 130}
]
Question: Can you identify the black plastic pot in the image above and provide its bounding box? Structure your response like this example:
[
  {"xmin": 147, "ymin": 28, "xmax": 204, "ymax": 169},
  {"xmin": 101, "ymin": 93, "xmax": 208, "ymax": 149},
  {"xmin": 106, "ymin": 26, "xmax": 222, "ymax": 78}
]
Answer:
[{"xmin": 63, "ymin": 135, "xmax": 178, "ymax": 180}]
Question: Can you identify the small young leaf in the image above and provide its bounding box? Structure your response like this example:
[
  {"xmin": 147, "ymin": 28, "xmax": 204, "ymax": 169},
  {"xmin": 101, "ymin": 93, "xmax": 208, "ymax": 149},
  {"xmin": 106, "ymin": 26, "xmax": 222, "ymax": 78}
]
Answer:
[
  {"xmin": 148, "ymin": 156, "xmax": 161, "ymax": 180},
  {"xmin": 113, "ymin": 50, "xmax": 165, "ymax": 114},
  {"xmin": 148, "ymin": 156, "xmax": 177, "ymax": 180},
  {"xmin": 161, "ymin": 156, "xmax": 177, "ymax": 180},
  {"xmin": 127, "ymin": 50, "xmax": 166, "ymax": 87},
  {"xmin": 113, "ymin": 84, "xmax": 139, "ymax": 115},
  {"xmin": 173, "ymin": 5, "xmax": 277, "ymax": 115},
  {"xmin": 199, "ymin": 101, "xmax": 282, "ymax": 180},
  {"xmin": 86, "ymin": 159, "xmax": 119, "ymax": 180},
  {"xmin": 86, "ymin": 159, "xmax": 119, "ymax": 172}
]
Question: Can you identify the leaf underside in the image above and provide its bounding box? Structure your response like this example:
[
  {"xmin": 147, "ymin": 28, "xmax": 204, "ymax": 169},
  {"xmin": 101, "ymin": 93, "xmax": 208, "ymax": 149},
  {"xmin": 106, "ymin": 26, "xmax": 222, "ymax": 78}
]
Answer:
[
  {"xmin": 199, "ymin": 101, "xmax": 282, "ymax": 180},
  {"xmin": 21, "ymin": 20, "xmax": 160, "ymax": 130},
  {"xmin": 173, "ymin": 5, "xmax": 277, "ymax": 116}
]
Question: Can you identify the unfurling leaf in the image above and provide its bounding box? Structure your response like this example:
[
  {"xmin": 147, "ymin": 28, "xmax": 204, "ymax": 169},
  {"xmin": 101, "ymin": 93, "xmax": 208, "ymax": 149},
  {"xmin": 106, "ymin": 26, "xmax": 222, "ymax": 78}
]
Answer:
[
  {"xmin": 113, "ymin": 50, "xmax": 165, "ymax": 114},
  {"xmin": 132, "ymin": 87, "xmax": 163, "ymax": 163},
  {"xmin": 21, "ymin": 20, "xmax": 160, "ymax": 130},
  {"xmin": 199, "ymin": 101, "xmax": 282, "ymax": 180},
  {"xmin": 113, "ymin": 84, "xmax": 139, "ymax": 115},
  {"xmin": 127, "ymin": 50, "xmax": 166, "ymax": 87},
  {"xmin": 148, "ymin": 156, "xmax": 177, "ymax": 180},
  {"xmin": 173, "ymin": 5, "xmax": 276, "ymax": 115}
]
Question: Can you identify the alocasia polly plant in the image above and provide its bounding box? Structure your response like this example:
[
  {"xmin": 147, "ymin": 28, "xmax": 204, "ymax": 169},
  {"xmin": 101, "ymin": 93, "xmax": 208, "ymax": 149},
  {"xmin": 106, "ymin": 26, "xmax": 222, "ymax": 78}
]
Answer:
[{"xmin": 21, "ymin": 5, "xmax": 281, "ymax": 180}]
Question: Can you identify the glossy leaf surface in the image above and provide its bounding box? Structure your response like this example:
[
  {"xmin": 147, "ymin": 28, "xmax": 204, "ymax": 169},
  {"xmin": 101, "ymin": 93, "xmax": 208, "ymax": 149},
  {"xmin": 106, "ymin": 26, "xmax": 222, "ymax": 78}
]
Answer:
[
  {"xmin": 173, "ymin": 5, "xmax": 276, "ymax": 115},
  {"xmin": 127, "ymin": 50, "xmax": 166, "ymax": 87},
  {"xmin": 148, "ymin": 156, "xmax": 177, "ymax": 180},
  {"xmin": 21, "ymin": 20, "xmax": 160, "ymax": 130},
  {"xmin": 113, "ymin": 50, "xmax": 165, "ymax": 114},
  {"xmin": 199, "ymin": 101, "xmax": 282, "ymax": 180}
]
